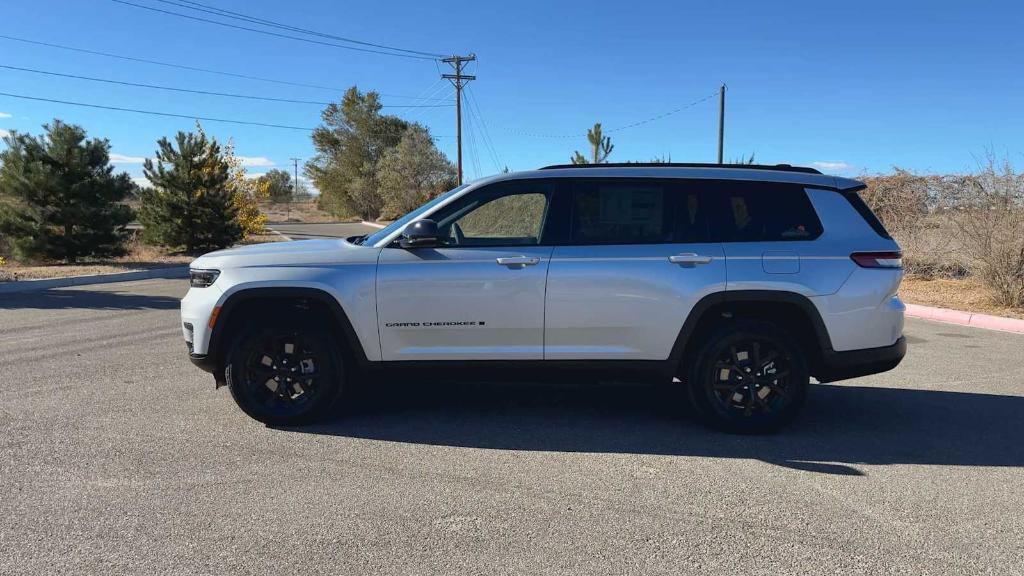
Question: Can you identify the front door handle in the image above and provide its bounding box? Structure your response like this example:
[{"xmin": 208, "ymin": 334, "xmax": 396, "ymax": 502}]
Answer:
[
  {"xmin": 496, "ymin": 256, "xmax": 540, "ymax": 267},
  {"xmin": 668, "ymin": 253, "xmax": 714, "ymax": 265}
]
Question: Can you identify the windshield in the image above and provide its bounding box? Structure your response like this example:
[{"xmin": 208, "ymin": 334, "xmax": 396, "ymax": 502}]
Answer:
[{"xmin": 362, "ymin": 184, "xmax": 470, "ymax": 246}]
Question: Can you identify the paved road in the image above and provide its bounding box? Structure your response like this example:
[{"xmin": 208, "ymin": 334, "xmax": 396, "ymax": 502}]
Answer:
[
  {"xmin": 268, "ymin": 221, "xmax": 380, "ymax": 240},
  {"xmin": 2, "ymin": 279, "xmax": 1024, "ymax": 575}
]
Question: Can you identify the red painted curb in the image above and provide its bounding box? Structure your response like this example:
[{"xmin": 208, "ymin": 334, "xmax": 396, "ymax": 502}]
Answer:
[{"xmin": 905, "ymin": 303, "xmax": 1024, "ymax": 334}]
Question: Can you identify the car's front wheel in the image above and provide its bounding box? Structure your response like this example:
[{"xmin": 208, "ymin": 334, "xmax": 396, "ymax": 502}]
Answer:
[
  {"xmin": 686, "ymin": 320, "xmax": 809, "ymax": 434},
  {"xmin": 225, "ymin": 325, "xmax": 343, "ymax": 426}
]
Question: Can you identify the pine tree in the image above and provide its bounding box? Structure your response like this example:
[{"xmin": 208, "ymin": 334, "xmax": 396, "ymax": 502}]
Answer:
[
  {"xmin": 0, "ymin": 120, "xmax": 134, "ymax": 263},
  {"xmin": 138, "ymin": 129, "xmax": 241, "ymax": 253}
]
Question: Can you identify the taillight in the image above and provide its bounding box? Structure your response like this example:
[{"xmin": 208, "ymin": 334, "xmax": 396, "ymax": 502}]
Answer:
[{"xmin": 850, "ymin": 251, "xmax": 903, "ymax": 269}]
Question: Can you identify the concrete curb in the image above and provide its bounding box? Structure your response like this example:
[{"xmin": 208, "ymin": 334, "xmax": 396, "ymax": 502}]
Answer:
[
  {"xmin": 905, "ymin": 303, "xmax": 1024, "ymax": 334},
  {"xmin": 360, "ymin": 220, "xmax": 386, "ymax": 229},
  {"xmin": 0, "ymin": 266, "xmax": 190, "ymax": 295},
  {"xmin": 268, "ymin": 228, "xmax": 292, "ymax": 241}
]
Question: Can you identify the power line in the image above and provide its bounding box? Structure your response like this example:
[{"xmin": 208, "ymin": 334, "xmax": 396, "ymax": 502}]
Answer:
[
  {"xmin": 0, "ymin": 63, "xmax": 454, "ymax": 107},
  {"xmin": 0, "ymin": 63, "xmax": 320, "ymax": 105},
  {"xmin": 604, "ymin": 90, "xmax": 720, "ymax": 133},
  {"xmin": 464, "ymin": 100, "xmax": 494, "ymax": 173},
  {"xmin": 463, "ymin": 99, "xmax": 482, "ymax": 179},
  {"xmin": 505, "ymin": 89, "xmax": 721, "ymax": 139},
  {"xmin": 0, "ymin": 33, "xmax": 452, "ymax": 100},
  {"xmin": 157, "ymin": 0, "xmax": 446, "ymax": 59},
  {"xmin": 108, "ymin": 0, "xmax": 440, "ymax": 60},
  {"xmin": 465, "ymin": 85, "xmax": 503, "ymax": 171},
  {"xmin": 0, "ymin": 90, "xmax": 315, "ymax": 130},
  {"xmin": 402, "ymin": 84, "xmax": 456, "ymax": 122}
]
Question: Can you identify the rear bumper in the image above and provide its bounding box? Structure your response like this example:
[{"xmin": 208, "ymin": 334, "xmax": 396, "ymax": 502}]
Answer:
[{"xmin": 816, "ymin": 336, "xmax": 907, "ymax": 383}]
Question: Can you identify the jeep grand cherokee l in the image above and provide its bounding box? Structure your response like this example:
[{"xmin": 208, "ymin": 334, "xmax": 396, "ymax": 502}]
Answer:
[{"xmin": 181, "ymin": 163, "xmax": 906, "ymax": 433}]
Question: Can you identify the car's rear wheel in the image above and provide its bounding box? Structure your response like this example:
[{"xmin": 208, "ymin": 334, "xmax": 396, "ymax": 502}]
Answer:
[
  {"xmin": 225, "ymin": 325, "xmax": 342, "ymax": 426},
  {"xmin": 686, "ymin": 320, "xmax": 809, "ymax": 434}
]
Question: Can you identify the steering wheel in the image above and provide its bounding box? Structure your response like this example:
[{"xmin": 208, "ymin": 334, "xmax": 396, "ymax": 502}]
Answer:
[{"xmin": 452, "ymin": 222, "xmax": 466, "ymax": 245}]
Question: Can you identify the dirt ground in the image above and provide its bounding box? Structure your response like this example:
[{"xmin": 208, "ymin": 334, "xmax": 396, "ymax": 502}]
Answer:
[
  {"xmin": 899, "ymin": 275, "xmax": 1024, "ymax": 319},
  {"xmin": 0, "ymin": 233, "xmax": 284, "ymax": 282},
  {"xmin": 260, "ymin": 201, "xmax": 353, "ymax": 224}
]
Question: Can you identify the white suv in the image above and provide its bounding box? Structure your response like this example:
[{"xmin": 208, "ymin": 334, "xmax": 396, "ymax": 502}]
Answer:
[{"xmin": 181, "ymin": 164, "xmax": 906, "ymax": 433}]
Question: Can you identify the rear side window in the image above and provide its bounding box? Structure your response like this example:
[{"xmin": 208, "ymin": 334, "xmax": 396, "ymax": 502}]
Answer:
[
  {"xmin": 706, "ymin": 182, "xmax": 823, "ymax": 242},
  {"xmin": 569, "ymin": 179, "xmax": 708, "ymax": 245},
  {"xmin": 572, "ymin": 180, "xmax": 670, "ymax": 244}
]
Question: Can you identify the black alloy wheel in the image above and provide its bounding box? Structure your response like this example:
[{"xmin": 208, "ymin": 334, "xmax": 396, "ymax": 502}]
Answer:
[
  {"xmin": 687, "ymin": 321, "xmax": 809, "ymax": 433},
  {"xmin": 226, "ymin": 327, "xmax": 341, "ymax": 425},
  {"xmin": 711, "ymin": 341, "xmax": 792, "ymax": 416}
]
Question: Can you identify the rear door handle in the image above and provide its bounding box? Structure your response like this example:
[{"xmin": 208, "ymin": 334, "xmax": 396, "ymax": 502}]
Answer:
[
  {"xmin": 496, "ymin": 256, "xmax": 540, "ymax": 267},
  {"xmin": 668, "ymin": 253, "xmax": 714, "ymax": 265}
]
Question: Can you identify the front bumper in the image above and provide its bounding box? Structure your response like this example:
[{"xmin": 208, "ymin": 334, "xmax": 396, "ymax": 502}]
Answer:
[
  {"xmin": 189, "ymin": 352, "xmax": 218, "ymax": 373},
  {"xmin": 184, "ymin": 319, "xmax": 218, "ymax": 373},
  {"xmin": 816, "ymin": 336, "xmax": 907, "ymax": 383}
]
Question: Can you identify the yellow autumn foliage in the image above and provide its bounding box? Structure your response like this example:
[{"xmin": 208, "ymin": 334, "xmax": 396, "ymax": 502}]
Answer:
[
  {"xmin": 223, "ymin": 137, "xmax": 270, "ymax": 237},
  {"xmin": 191, "ymin": 122, "xmax": 268, "ymax": 237}
]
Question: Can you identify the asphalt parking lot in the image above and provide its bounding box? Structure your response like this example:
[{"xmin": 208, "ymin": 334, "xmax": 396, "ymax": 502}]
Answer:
[{"xmin": 2, "ymin": 278, "xmax": 1023, "ymax": 575}]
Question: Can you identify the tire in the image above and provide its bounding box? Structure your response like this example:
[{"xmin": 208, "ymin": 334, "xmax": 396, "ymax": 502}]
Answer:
[
  {"xmin": 224, "ymin": 324, "xmax": 343, "ymax": 426},
  {"xmin": 686, "ymin": 320, "xmax": 809, "ymax": 434}
]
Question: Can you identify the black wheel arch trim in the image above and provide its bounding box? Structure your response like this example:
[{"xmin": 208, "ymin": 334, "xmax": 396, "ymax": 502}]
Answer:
[
  {"xmin": 668, "ymin": 290, "xmax": 836, "ymax": 374},
  {"xmin": 202, "ymin": 287, "xmax": 368, "ymax": 375},
  {"xmin": 669, "ymin": 289, "xmax": 905, "ymax": 382}
]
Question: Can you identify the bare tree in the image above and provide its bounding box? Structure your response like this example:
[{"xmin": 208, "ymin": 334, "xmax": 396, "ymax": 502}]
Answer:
[
  {"xmin": 860, "ymin": 169, "xmax": 955, "ymax": 275},
  {"xmin": 944, "ymin": 155, "xmax": 1024, "ymax": 306}
]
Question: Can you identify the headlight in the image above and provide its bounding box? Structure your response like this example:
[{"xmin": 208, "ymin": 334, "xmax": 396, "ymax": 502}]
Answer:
[{"xmin": 189, "ymin": 269, "xmax": 220, "ymax": 288}]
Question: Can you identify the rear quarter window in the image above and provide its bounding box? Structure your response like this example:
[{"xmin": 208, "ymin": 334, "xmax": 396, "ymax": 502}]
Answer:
[{"xmin": 840, "ymin": 188, "xmax": 893, "ymax": 239}]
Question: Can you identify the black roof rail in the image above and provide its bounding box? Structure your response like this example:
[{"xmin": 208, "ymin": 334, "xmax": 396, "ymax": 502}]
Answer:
[{"xmin": 538, "ymin": 162, "xmax": 823, "ymax": 174}]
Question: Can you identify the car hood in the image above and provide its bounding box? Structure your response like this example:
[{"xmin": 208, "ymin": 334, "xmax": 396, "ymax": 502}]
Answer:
[{"xmin": 190, "ymin": 239, "xmax": 380, "ymax": 270}]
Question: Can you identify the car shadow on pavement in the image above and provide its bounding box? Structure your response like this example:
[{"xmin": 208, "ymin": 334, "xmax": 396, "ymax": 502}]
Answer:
[
  {"xmin": 0, "ymin": 288, "xmax": 181, "ymax": 310},
  {"xmin": 291, "ymin": 380, "xmax": 1024, "ymax": 476}
]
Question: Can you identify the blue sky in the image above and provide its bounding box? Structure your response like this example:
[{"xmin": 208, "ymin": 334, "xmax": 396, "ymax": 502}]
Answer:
[{"xmin": 1, "ymin": 0, "xmax": 1022, "ymax": 187}]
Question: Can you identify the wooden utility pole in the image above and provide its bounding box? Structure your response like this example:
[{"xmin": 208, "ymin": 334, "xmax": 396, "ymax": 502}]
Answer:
[
  {"xmin": 717, "ymin": 84, "xmax": 726, "ymax": 164},
  {"xmin": 442, "ymin": 54, "xmax": 476, "ymax": 185},
  {"xmin": 289, "ymin": 157, "xmax": 300, "ymax": 221}
]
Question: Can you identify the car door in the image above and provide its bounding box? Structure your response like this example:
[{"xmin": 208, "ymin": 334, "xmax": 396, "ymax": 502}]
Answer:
[
  {"xmin": 544, "ymin": 178, "xmax": 726, "ymax": 360},
  {"xmin": 376, "ymin": 179, "xmax": 558, "ymax": 361}
]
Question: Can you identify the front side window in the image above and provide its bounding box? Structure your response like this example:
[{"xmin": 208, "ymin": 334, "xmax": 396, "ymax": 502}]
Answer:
[
  {"xmin": 429, "ymin": 180, "xmax": 555, "ymax": 246},
  {"xmin": 364, "ymin": 184, "xmax": 469, "ymax": 246}
]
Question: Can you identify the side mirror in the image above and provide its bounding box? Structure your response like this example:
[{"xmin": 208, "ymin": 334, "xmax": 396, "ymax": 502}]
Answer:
[{"xmin": 399, "ymin": 219, "xmax": 442, "ymax": 248}]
